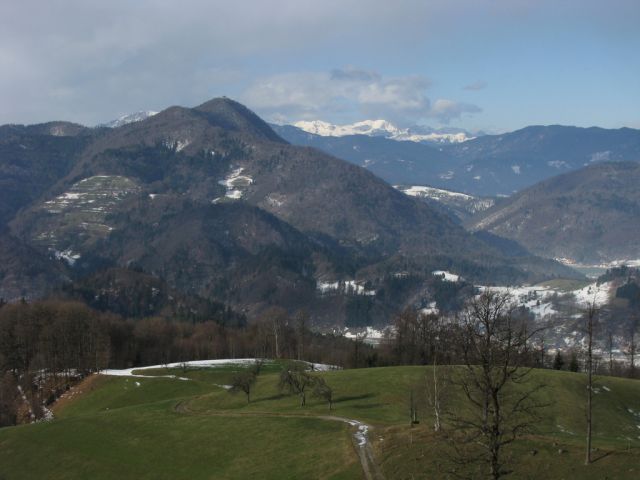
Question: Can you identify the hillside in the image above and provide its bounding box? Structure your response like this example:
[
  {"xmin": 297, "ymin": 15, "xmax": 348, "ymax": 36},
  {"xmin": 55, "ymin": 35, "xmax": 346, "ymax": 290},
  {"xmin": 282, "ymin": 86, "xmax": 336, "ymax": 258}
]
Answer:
[
  {"xmin": 468, "ymin": 162, "xmax": 640, "ymax": 264},
  {"xmin": 2, "ymin": 97, "xmax": 577, "ymax": 324},
  {"xmin": 276, "ymin": 123, "xmax": 640, "ymax": 197},
  {"xmin": 0, "ymin": 362, "xmax": 638, "ymax": 479}
]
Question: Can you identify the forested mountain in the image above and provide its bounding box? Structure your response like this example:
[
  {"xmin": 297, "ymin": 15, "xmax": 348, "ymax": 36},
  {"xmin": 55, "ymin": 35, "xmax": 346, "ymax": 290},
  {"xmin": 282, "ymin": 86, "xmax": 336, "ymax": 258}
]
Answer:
[
  {"xmin": 1, "ymin": 98, "xmax": 578, "ymax": 325},
  {"xmin": 467, "ymin": 162, "xmax": 640, "ymax": 264},
  {"xmin": 275, "ymin": 123, "xmax": 640, "ymax": 196}
]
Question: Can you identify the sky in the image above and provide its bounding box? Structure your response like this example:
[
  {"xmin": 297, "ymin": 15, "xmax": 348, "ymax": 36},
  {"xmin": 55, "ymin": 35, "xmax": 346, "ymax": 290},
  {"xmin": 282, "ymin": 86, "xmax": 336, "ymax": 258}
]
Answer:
[{"xmin": 1, "ymin": 0, "xmax": 639, "ymax": 132}]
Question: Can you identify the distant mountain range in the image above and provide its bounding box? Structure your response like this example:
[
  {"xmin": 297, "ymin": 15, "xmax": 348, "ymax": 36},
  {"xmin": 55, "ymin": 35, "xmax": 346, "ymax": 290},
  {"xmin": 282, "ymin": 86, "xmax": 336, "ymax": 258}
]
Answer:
[
  {"xmin": 274, "ymin": 123, "xmax": 640, "ymax": 196},
  {"xmin": 0, "ymin": 98, "xmax": 576, "ymax": 325},
  {"xmin": 467, "ymin": 162, "xmax": 640, "ymax": 265},
  {"xmin": 291, "ymin": 119, "xmax": 475, "ymax": 144}
]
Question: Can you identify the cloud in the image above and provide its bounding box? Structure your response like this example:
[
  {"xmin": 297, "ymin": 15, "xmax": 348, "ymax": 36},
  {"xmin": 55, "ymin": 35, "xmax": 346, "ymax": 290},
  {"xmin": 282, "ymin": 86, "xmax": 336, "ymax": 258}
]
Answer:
[
  {"xmin": 429, "ymin": 99, "xmax": 482, "ymax": 124},
  {"xmin": 463, "ymin": 80, "xmax": 488, "ymax": 91},
  {"xmin": 242, "ymin": 68, "xmax": 479, "ymax": 125}
]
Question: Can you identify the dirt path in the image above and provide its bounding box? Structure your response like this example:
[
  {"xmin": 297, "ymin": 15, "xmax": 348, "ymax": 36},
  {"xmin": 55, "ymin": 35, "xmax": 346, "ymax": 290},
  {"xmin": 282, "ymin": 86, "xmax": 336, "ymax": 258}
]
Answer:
[{"xmin": 174, "ymin": 401, "xmax": 384, "ymax": 480}]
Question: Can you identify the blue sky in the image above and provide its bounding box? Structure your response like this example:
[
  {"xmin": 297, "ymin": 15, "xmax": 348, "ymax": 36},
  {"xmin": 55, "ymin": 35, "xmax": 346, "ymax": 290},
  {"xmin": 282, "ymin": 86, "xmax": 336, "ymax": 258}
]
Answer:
[{"xmin": 1, "ymin": 0, "xmax": 638, "ymax": 132}]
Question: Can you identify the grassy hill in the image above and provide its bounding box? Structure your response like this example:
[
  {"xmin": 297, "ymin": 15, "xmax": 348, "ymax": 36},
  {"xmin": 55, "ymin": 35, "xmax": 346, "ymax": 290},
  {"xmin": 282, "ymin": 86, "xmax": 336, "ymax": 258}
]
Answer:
[{"xmin": 0, "ymin": 363, "xmax": 639, "ymax": 479}]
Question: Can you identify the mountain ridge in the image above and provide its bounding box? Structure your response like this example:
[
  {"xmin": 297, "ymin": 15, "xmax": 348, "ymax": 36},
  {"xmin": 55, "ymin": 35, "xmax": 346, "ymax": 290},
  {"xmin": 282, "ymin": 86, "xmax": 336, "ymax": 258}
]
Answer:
[
  {"xmin": 1, "ymin": 97, "xmax": 581, "ymax": 323},
  {"xmin": 467, "ymin": 161, "xmax": 640, "ymax": 264}
]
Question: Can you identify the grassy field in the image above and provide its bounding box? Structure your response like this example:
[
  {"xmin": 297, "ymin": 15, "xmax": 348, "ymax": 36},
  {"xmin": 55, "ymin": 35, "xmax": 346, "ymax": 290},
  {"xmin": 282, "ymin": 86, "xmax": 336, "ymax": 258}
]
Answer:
[{"xmin": 0, "ymin": 362, "xmax": 639, "ymax": 479}]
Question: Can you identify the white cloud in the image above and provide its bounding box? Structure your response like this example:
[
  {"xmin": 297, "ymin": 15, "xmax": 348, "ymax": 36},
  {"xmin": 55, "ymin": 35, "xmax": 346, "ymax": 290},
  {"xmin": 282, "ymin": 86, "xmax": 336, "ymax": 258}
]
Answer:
[
  {"xmin": 463, "ymin": 80, "xmax": 488, "ymax": 91},
  {"xmin": 430, "ymin": 99, "xmax": 482, "ymax": 124},
  {"xmin": 242, "ymin": 68, "xmax": 480, "ymax": 125}
]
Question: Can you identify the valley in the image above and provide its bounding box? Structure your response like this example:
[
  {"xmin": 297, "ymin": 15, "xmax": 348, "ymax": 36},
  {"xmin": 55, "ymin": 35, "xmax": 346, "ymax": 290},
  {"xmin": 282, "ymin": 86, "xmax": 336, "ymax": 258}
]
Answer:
[{"xmin": 1, "ymin": 97, "xmax": 640, "ymax": 480}]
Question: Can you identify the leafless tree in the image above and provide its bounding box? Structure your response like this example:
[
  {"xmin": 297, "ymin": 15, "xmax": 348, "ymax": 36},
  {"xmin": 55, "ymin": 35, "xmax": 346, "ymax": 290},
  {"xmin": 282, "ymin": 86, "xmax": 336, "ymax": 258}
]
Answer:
[
  {"xmin": 229, "ymin": 370, "xmax": 257, "ymax": 403},
  {"xmin": 623, "ymin": 317, "xmax": 638, "ymax": 379},
  {"xmin": 312, "ymin": 376, "xmax": 333, "ymax": 411},
  {"xmin": 279, "ymin": 362, "xmax": 317, "ymax": 406},
  {"xmin": 446, "ymin": 291, "xmax": 547, "ymax": 480},
  {"xmin": 583, "ymin": 301, "xmax": 598, "ymax": 465},
  {"xmin": 425, "ymin": 315, "xmax": 447, "ymax": 432},
  {"xmin": 294, "ymin": 309, "xmax": 309, "ymax": 361}
]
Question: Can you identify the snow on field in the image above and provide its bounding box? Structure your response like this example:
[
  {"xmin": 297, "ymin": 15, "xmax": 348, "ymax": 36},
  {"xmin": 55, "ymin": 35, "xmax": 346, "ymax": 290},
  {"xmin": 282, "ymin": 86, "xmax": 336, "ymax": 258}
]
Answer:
[
  {"xmin": 479, "ymin": 285, "xmax": 557, "ymax": 319},
  {"xmin": 479, "ymin": 281, "xmax": 613, "ymax": 321},
  {"xmin": 218, "ymin": 167, "xmax": 253, "ymax": 200},
  {"xmin": 398, "ymin": 185, "xmax": 474, "ymax": 201},
  {"xmin": 432, "ymin": 270, "xmax": 460, "ymax": 282},
  {"xmin": 572, "ymin": 282, "xmax": 612, "ymax": 307},
  {"xmin": 317, "ymin": 280, "xmax": 376, "ymax": 296},
  {"xmin": 343, "ymin": 326, "xmax": 388, "ymax": 342},
  {"xmin": 101, "ymin": 358, "xmax": 339, "ymax": 377}
]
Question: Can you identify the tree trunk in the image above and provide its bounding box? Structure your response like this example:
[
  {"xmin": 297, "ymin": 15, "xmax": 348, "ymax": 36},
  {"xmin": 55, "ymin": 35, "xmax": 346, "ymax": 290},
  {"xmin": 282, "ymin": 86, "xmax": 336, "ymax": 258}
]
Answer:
[
  {"xmin": 585, "ymin": 304, "xmax": 595, "ymax": 465},
  {"xmin": 433, "ymin": 356, "xmax": 441, "ymax": 432}
]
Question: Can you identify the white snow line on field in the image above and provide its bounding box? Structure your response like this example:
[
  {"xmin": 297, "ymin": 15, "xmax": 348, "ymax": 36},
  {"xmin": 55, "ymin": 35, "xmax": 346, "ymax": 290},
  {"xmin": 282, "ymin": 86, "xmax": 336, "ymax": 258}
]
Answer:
[{"xmin": 100, "ymin": 359, "xmax": 339, "ymax": 377}]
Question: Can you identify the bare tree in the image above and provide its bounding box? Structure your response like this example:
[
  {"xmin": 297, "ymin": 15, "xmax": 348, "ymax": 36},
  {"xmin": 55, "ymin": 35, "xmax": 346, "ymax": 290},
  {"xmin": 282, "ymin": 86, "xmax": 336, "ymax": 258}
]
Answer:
[
  {"xmin": 606, "ymin": 329, "xmax": 615, "ymax": 375},
  {"xmin": 584, "ymin": 301, "xmax": 598, "ymax": 465},
  {"xmin": 446, "ymin": 291, "xmax": 546, "ymax": 480},
  {"xmin": 294, "ymin": 309, "xmax": 309, "ymax": 361},
  {"xmin": 279, "ymin": 362, "xmax": 317, "ymax": 406},
  {"xmin": 623, "ymin": 317, "xmax": 638, "ymax": 379},
  {"xmin": 312, "ymin": 376, "xmax": 333, "ymax": 411},
  {"xmin": 425, "ymin": 315, "xmax": 446, "ymax": 432},
  {"xmin": 229, "ymin": 371, "xmax": 257, "ymax": 403}
]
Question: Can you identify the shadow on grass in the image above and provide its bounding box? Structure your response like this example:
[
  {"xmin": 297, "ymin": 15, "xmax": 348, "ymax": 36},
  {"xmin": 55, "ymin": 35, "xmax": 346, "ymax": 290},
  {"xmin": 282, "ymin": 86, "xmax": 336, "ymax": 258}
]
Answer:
[
  {"xmin": 334, "ymin": 393, "xmax": 376, "ymax": 403},
  {"xmin": 255, "ymin": 393, "xmax": 287, "ymax": 402},
  {"xmin": 591, "ymin": 450, "xmax": 614, "ymax": 463}
]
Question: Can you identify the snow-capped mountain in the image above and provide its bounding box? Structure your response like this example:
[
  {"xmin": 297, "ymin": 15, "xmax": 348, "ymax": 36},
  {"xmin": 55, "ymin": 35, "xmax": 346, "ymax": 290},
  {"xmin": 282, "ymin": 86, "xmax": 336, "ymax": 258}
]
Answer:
[
  {"xmin": 102, "ymin": 110, "xmax": 159, "ymax": 128},
  {"xmin": 292, "ymin": 119, "xmax": 474, "ymax": 144}
]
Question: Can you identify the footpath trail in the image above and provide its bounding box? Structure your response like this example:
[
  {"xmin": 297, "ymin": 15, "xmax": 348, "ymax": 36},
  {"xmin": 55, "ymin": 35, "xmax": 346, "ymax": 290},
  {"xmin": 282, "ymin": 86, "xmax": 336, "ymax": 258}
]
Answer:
[{"xmin": 174, "ymin": 401, "xmax": 384, "ymax": 480}]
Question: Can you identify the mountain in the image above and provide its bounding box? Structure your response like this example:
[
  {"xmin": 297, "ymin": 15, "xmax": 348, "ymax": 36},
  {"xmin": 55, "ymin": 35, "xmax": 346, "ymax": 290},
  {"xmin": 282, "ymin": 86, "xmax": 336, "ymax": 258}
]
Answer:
[
  {"xmin": 0, "ymin": 231, "xmax": 69, "ymax": 301},
  {"xmin": 444, "ymin": 125, "xmax": 640, "ymax": 196},
  {"xmin": 276, "ymin": 123, "xmax": 640, "ymax": 197},
  {"xmin": 0, "ymin": 122, "xmax": 93, "ymax": 225},
  {"xmin": 467, "ymin": 162, "xmax": 640, "ymax": 264},
  {"xmin": 101, "ymin": 111, "xmax": 158, "ymax": 128},
  {"xmin": 395, "ymin": 185, "xmax": 495, "ymax": 222},
  {"xmin": 291, "ymin": 119, "xmax": 474, "ymax": 144},
  {"xmin": 2, "ymin": 97, "xmax": 578, "ymax": 325},
  {"xmin": 272, "ymin": 124, "xmax": 455, "ymax": 186}
]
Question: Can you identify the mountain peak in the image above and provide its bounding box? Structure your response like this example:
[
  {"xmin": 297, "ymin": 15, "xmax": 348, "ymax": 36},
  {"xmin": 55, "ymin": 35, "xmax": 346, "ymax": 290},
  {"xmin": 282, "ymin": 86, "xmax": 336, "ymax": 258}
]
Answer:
[
  {"xmin": 102, "ymin": 111, "xmax": 158, "ymax": 128},
  {"xmin": 194, "ymin": 97, "xmax": 284, "ymax": 143},
  {"xmin": 292, "ymin": 119, "xmax": 473, "ymax": 144}
]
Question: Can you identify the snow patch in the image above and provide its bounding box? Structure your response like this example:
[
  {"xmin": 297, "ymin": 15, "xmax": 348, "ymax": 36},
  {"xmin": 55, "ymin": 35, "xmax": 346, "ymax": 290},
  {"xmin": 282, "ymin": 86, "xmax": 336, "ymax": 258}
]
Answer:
[
  {"xmin": 101, "ymin": 359, "xmax": 338, "ymax": 377},
  {"xmin": 102, "ymin": 111, "xmax": 158, "ymax": 128},
  {"xmin": 432, "ymin": 270, "xmax": 460, "ymax": 282},
  {"xmin": 219, "ymin": 167, "xmax": 253, "ymax": 200},
  {"xmin": 317, "ymin": 280, "xmax": 375, "ymax": 296},
  {"xmin": 398, "ymin": 185, "xmax": 473, "ymax": 201},
  {"xmin": 53, "ymin": 249, "xmax": 81, "ymax": 266}
]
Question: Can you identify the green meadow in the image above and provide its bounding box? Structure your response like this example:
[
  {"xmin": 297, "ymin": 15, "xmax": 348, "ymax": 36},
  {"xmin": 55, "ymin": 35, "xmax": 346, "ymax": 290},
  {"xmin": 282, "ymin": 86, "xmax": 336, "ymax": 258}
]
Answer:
[{"xmin": 0, "ymin": 363, "xmax": 639, "ymax": 479}]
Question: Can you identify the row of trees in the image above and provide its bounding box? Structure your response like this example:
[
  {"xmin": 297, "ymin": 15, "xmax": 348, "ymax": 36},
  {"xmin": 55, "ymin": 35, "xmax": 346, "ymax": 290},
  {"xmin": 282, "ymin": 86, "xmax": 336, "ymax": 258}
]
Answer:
[
  {"xmin": 228, "ymin": 360, "xmax": 333, "ymax": 409},
  {"xmin": 0, "ymin": 300, "xmax": 369, "ymax": 426}
]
